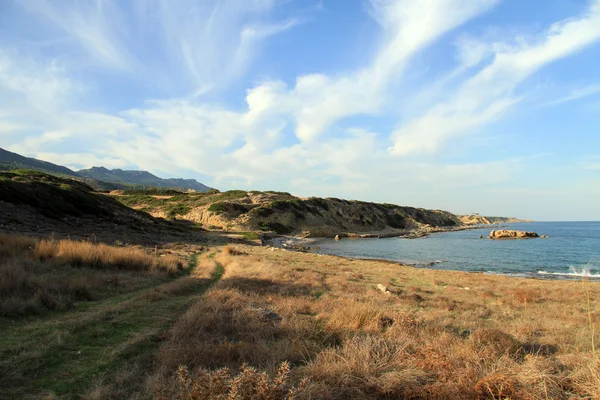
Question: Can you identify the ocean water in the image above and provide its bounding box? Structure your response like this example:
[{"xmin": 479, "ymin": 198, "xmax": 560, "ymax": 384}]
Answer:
[{"xmin": 313, "ymin": 222, "xmax": 600, "ymax": 280}]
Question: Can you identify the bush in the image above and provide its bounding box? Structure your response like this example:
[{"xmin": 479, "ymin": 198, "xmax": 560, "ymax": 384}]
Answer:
[
  {"xmin": 122, "ymin": 188, "xmax": 184, "ymax": 195},
  {"xmin": 208, "ymin": 202, "xmax": 250, "ymax": 217},
  {"xmin": 259, "ymin": 222, "xmax": 293, "ymax": 235},
  {"xmin": 242, "ymin": 232, "xmax": 261, "ymax": 241},
  {"xmin": 167, "ymin": 204, "xmax": 191, "ymax": 218}
]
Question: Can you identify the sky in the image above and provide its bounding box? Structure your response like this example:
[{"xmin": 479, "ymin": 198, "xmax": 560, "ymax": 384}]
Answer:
[{"xmin": 1, "ymin": 0, "xmax": 600, "ymax": 221}]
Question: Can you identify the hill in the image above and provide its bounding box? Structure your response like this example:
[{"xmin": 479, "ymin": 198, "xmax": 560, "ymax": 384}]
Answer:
[
  {"xmin": 0, "ymin": 170, "xmax": 203, "ymax": 243},
  {"xmin": 459, "ymin": 215, "xmax": 533, "ymax": 225},
  {"xmin": 78, "ymin": 166, "xmax": 211, "ymax": 192},
  {"xmin": 0, "ymin": 147, "xmax": 79, "ymax": 177},
  {"xmin": 112, "ymin": 189, "xmax": 461, "ymax": 237}
]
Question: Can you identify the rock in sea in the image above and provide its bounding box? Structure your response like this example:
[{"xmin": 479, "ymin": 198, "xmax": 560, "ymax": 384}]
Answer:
[{"xmin": 489, "ymin": 230, "xmax": 539, "ymax": 239}]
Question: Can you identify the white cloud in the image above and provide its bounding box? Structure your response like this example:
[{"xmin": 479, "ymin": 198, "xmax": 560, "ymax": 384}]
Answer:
[
  {"xmin": 389, "ymin": 0, "xmax": 600, "ymax": 156},
  {"xmin": 542, "ymin": 84, "xmax": 600, "ymax": 106},
  {"xmin": 240, "ymin": 0, "xmax": 499, "ymax": 143}
]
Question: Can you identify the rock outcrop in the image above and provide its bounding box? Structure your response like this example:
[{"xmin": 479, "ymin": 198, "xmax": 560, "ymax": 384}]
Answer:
[{"xmin": 489, "ymin": 230, "xmax": 539, "ymax": 239}]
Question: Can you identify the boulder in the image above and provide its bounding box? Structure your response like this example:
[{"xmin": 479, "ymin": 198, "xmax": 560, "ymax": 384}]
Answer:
[
  {"xmin": 334, "ymin": 234, "xmax": 340, "ymax": 241},
  {"xmin": 489, "ymin": 230, "xmax": 539, "ymax": 239},
  {"xmin": 376, "ymin": 283, "xmax": 391, "ymax": 295}
]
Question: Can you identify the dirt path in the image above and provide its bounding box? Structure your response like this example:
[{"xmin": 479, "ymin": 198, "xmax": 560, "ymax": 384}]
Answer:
[{"xmin": 0, "ymin": 254, "xmax": 225, "ymax": 399}]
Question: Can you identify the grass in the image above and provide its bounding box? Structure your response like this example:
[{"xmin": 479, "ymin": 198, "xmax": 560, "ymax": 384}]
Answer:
[
  {"xmin": 4, "ymin": 237, "xmax": 598, "ymax": 399},
  {"xmin": 0, "ymin": 235, "xmax": 183, "ymax": 317},
  {"xmin": 152, "ymin": 244, "xmax": 600, "ymax": 400},
  {"xmin": 0, "ymin": 239, "xmax": 223, "ymax": 399}
]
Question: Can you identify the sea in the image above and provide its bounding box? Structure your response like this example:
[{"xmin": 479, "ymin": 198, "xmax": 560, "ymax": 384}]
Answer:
[{"xmin": 313, "ymin": 222, "xmax": 600, "ymax": 280}]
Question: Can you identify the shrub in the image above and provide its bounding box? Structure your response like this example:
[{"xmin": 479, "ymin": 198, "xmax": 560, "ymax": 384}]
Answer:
[
  {"xmin": 167, "ymin": 204, "xmax": 191, "ymax": 218},
  {"xmin": 123, "ymin": 188, "xmax": 184, "ymax": 195},
  {"xmin": 242, "ymin": 232, "xmax": 261, "ymax": 241},
  {"xmin": 208, "ymin": 202, "xmax": 250, "ymax": 217},
  {"xmin": 259, "ymin": 222, "xmax": 293, "ymax": 235}
]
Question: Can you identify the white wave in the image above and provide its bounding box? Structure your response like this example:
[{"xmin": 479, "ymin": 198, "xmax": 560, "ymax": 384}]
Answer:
[{"xmin": 537, "ymin": 266, "xmax": 600, "ymax": 278}]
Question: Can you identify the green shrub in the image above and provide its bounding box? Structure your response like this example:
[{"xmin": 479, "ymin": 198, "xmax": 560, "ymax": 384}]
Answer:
[
  {"xmin": 209, "ymin": 190, "xmax": 248, "ymax": 202},
  {"xmin": 259, "ymin": 222, "xmax": 293, "ymax": 234},
  {"xmin": 122, "ymin": 188, "xmax": 184, "ymax": 195},
  {"xmin": 166, "ymin": 204, "xmax": 191, "ymax": 218},
  {"xmin": 242, "ymin": 232, "xmax": 261, "ymax": 240},
  {"xmin": 207, "ymin": 202, "xmax": 249, "ymax": 217}
]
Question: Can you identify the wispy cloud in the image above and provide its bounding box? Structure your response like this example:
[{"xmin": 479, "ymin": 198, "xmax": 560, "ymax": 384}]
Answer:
[
  {"xmin": 20, "ymin": 0, "xmax": 133, "ymax": 70},
  {"xmin": 389, "ymin": 0, "xmax": 600, "ymax": 156},
  {"xmin": 16, "ymin": 0, "xmax": 301, "ymax": 96},
  {"xmin": 542, "ymin": 84, "xmax": 600, "ymax": 106}
]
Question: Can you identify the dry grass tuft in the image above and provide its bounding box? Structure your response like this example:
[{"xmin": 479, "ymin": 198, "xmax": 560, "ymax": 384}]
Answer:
[
  {"xmin": 222, "ymin": 246, "xmax": 246, "ymax": 256},
  {"xmin": 513, "ymin": 287, "xmax": 543, "ymax": 304},
  {"xmin": 471, "ymin": 328, "xmax": 522, "ymax": 358},
  {"xmin": 474, "ymin": 373, "xmax": 517, "ymax": 399},
  {"xmin": 159, "ymin": 362, "xmax": 308, "ymax": 400}
]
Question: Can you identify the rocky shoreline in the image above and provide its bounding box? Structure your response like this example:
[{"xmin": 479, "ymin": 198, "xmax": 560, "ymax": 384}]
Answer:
[{"xmin": 263, "ymin": 224, "xmax": 493, "ymax": 252}]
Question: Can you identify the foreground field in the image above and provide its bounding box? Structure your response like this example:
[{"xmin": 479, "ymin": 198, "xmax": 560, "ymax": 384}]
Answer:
[{"xmin": 1, "ymin": 238, "xmax": 598, "ymax": 399}]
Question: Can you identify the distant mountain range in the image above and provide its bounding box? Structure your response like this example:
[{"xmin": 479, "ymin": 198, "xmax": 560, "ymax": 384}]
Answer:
[
  {"xmin": 0, "ymin": 147, "xmax": 211, "ymax": 192},
  {"xmin": 78, "ymin": 167, "xmax": 211, "ymax": 192}
]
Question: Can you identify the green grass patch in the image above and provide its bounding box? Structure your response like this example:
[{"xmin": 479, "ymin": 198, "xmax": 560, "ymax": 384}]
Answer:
[{"xmin": 242, "ymin": 232, "xmax": 261, "ymax": 241}]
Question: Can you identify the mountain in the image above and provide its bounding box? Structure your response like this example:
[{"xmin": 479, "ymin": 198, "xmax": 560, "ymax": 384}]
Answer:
[
  {"xmin": 0, "ymin": 147, "xmax": 79, "ymax": 177},
  {"xmin": 78, "ymin": 166, "xmax": 211, "ymax": 192},
  {"xmin": 0, "ymin": 148, "xmax": 211, "ymax": 192}
]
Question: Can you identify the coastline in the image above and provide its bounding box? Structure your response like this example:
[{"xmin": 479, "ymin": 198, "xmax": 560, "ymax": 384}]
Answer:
[{"xmin": 263, "ymin": 223, "xmax": 599, "ymax": 282}]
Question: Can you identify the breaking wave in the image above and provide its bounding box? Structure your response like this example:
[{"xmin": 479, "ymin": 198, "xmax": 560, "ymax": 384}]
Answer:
[{"xmin": 537, "ymin": 265, "xmax": 600, "ymax": 279}]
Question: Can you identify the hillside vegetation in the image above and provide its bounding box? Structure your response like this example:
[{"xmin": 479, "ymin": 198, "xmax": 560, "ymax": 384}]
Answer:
[{"xmin": 112, "ymin": 189, "xmax": 461, "ymax": 237}]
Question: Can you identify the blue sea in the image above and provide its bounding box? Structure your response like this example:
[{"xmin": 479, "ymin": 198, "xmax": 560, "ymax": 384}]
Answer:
[{"xmin": 313, "ymin": 222, "xmax": 600, "ymax": 280}]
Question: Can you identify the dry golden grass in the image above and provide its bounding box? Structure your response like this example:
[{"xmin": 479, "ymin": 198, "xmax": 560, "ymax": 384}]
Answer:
[
  {"xmin": 0, "ymin": 234, "xmax": 185, "ymax": 316},
  {"xmin": 156, "ymin": 244, "xmax": 600, "ymax": 400},
  {"xmin": 33, "ymin": 238, "xmax": 183, "ymax": 273}
]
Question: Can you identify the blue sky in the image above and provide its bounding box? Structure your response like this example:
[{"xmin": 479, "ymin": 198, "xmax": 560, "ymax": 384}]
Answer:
[{"xmin": 1, "ymin": 0, "xmax": 600, "ymax": 220}]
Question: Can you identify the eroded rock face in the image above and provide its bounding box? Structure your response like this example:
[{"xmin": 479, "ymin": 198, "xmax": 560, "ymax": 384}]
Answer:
[{"xmin": 489, "ymin": 230, "xmax": 539, "ymax": 239}]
